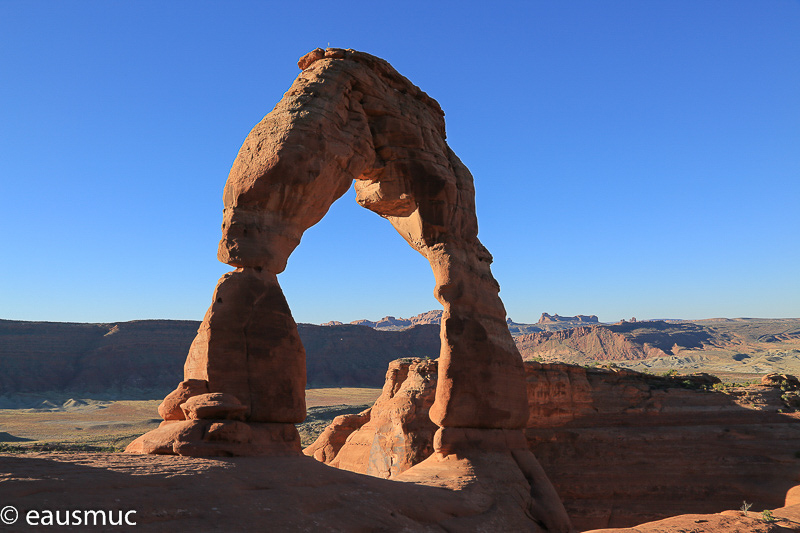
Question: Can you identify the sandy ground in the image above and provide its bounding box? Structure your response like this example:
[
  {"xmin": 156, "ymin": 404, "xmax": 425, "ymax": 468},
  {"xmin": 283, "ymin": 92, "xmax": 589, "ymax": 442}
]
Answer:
[{"xmin": 0, "ymin": 388, "xmax": 382, "ymax": 451}]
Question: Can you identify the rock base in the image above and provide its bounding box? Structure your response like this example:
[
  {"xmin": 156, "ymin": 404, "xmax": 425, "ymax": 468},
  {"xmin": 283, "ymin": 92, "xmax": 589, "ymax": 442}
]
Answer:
[
  {"xmin": 124, "ymin": 420, "xmax": 301, "ymax": 457},
  {"xmin": 397, "ymin": 428, "xmax": 575, "ymax": 533}
]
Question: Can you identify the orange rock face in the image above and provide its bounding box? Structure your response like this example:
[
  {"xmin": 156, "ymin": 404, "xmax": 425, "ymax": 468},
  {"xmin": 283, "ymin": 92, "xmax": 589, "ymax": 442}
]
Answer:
[{"xmin": 322, "ymin": 358, "xmax": 439, "ymax": 478}]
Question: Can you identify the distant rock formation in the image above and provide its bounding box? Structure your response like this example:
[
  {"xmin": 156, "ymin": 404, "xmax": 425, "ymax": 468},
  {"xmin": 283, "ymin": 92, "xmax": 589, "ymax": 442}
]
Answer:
[
  {"xmin": 307, "ymin": 358, "xmax": 800, "ymax": 530},
  {"xmin": 337, "ymin": 310, "xmax": 444, "ymax": 330},
  {"xmin": 538, "ymin": 313, "xmax": 599, "ymax": 325},
  {"xmin": 0, "ymin": 320, "xmax": 440, "ymax": 402},
  {"xmin": 517, "ymin": 325, "xmax": 669, "ymax": 362},
  {"xmin": 516, "ymin": 319, "xmax": 731, "ymax": 363},
  {"xmin": 0, "ymin": 319, "xmax": 198, "ymax": 397}
]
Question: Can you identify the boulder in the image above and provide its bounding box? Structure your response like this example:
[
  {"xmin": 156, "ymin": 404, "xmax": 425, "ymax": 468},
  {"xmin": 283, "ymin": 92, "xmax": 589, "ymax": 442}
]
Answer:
[
  {"xmin": 180, "ymin": 393, "xmax": 248, "ymax": 421},
  {"xmin": 158, "ymin": 379, "xmax": 209, "ymax": 420}
]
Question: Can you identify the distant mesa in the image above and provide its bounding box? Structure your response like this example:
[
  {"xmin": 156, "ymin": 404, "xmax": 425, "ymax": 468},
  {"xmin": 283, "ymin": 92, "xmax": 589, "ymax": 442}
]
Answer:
[
  {"xmin": 326, "ymin": 310, "xmax": 444, "ymax": 331},
  {"xmin": 538, "ymin": 312, "xmax": 599, "ymax": 325},
  {"xmin": 324, "ymin": 310, "xmax": 603, "ymax": 332}
]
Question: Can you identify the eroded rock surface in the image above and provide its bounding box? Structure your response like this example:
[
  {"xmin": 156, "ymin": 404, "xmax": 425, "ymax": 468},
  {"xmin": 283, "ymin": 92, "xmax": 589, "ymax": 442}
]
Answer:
[
  {"xmin": 318, "ymin": 358, "xmax": 438, "ymax": 478},
  {"xmin": 3, "ymin": 452, "xmax": 800, "ymax": 533}
]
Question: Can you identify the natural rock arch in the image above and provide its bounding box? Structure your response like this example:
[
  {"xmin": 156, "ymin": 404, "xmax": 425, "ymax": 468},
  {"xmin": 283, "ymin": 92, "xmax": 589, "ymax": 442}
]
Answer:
[
  {"xmin": 127, "ymin": 48, "xmax": 529, "ymax": 455},
  {"xmin": 204, "ymin": 47, "xmax": 530, "ymax": 433},
  {"xmin": 126, "ymin": 48, "xmax": 573, "ymax": 531}
]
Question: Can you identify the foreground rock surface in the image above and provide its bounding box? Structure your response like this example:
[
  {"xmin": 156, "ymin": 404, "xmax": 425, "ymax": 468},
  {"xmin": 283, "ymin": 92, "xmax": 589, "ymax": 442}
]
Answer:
[
  {"xmin": 1, "ymin": 452, "xmax": 798, "ymax": 533},
  {"xmin": 0, "ymin": 453, "xmax": 555, "ymax": 532}
]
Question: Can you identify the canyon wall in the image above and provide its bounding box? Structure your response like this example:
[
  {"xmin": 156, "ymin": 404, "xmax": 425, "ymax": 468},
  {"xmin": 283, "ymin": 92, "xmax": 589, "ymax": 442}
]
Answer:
[{"xmin": 0, "ymin": 320, "xmax": 439, "ymax": 401}]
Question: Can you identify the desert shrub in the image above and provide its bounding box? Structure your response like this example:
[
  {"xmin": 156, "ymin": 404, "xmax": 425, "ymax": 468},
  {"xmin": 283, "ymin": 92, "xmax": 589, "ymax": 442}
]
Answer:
[
  {"xmin": 762, "ymin": 509, "xmax": 776, "ymax": 522},
  {"xmin": 741, "ymin": 501, "xmax": 752, "ymax": 516}
]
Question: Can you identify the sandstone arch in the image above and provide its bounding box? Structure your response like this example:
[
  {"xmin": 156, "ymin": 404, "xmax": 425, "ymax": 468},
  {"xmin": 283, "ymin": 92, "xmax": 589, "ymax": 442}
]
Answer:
[
  {"xmin": 127, "ymin": 48, "xmax": 529, "ymax": 455},
  {"xmin": 126, "ymin": 48, "xmax": 573, "ymax": 531},
  {"xmin": 203, "ymin": 48, "xmax": 529, "ymax": 434}
]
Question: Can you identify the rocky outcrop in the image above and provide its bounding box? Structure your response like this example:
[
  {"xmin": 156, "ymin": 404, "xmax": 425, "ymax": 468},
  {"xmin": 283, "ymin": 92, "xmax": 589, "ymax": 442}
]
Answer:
[
  {"xmin": 308, "ymin": 359, "xmax": 800, "ymax": 530},
  {"xmin": 517, "ymin": 318, "xmax": 800, "ymax": 367},
  {"xmin": 312, "ymin": 358, "xmax": 438, "ymax": 478}
]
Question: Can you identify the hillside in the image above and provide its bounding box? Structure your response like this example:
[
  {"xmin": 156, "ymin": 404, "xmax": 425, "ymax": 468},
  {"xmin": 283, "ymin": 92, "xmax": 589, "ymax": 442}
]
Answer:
[
  {"xmin": 517, "ymin": 318, "xmax": 800, "ymax": 377},
  {"xmin": 3, "ymin": 316, "xmax": 800, "ymax": 404},
  {"xmin": 0, "ymin": 319, "xmax": 439, "ymax": 404}
]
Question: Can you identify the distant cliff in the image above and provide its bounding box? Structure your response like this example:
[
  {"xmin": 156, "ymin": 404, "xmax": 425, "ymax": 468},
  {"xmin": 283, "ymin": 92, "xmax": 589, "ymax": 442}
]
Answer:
[
  {"xmin": 3, "ymin": 316, "xmax": 798, "ymax": 400},
  {"xmin": 0, "ymin": 319, "xmax": 440, "ymax": 399},
  {"xmin": 516, "ymin": 322, "xmax": 676, "ymax": 362},
  {"xmin": 324, "ymin": 310, "xmax": 443, "ymax": 331},
  {"xmin": 516, "ymin": 318, "xmax": 800, "ymax": 371}
]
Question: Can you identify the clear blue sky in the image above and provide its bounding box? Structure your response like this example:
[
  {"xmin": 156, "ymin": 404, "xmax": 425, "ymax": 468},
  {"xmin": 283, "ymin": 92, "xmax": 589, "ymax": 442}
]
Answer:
[{"xmin": 1, "ymin": 1, "xmax": 798, "ymax": 325}]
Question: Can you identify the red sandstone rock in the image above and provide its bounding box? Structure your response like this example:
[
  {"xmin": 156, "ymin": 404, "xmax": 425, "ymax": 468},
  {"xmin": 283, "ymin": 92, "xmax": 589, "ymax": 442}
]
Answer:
[
  {"xmin": 787, "ymin": 486, "xmax": 800, "ymax": 507},
  {"xmin": 584, "ymin": 510, "xmax": 800, "ymax": 533},
  {"xmin": 124, "ymin": 419, "xmax": 301, "ymax": 457},
  {"xmin": 762, "ymin": 373, "xmax": 800, "ymax": 388},
  {"xmin": 180, "ymin": 392, "xmax": 247, "ymax": 421},
  {"xmin": 132, "ymin": 48, "xmax": 528, "ymax": 448},
  {"xmin": 306, "ymin": 358, "xmax": 573, "ymax": 531},
  {"xmin": 303, "ymin": 409, "xmax": 370, "ymax": 463},
  {"xmin": 135, "ymin": 48, "xmax": 530, "ymax": 454},
  {"xmin": 182, "ymin": 268, "xmax": 306, "ymax": 424},
  {"xmin": 214, "ymin": 48, "xmax": 528, "ymax": 435},
  {"xmin": 157, "ymin": 379, "xmax": 209, "ymax": 420},
  {"xmin": 317, "ymin": 358, "xmax": 438, "ymax": 478}
]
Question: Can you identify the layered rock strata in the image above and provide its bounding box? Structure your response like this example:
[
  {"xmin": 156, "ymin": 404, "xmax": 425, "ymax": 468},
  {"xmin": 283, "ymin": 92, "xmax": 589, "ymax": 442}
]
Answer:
[{"xmin": 308, "ymin": 360, "xmax": 800, "ymax": 530}]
